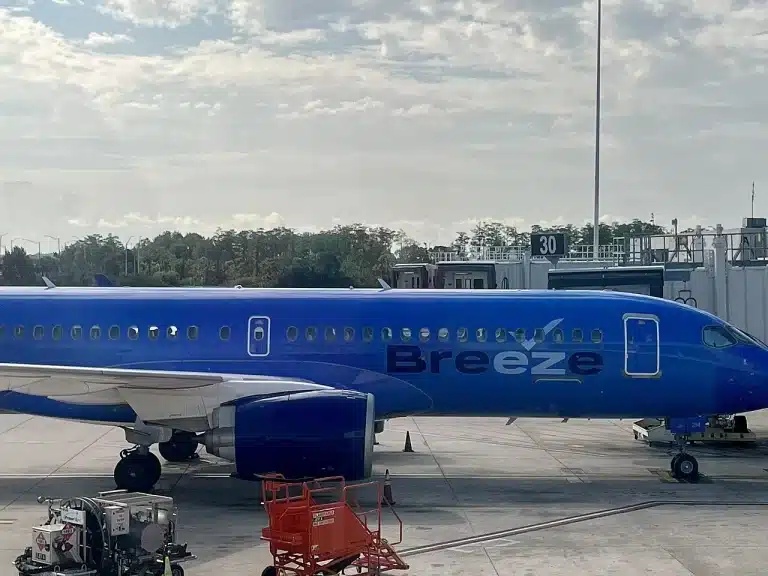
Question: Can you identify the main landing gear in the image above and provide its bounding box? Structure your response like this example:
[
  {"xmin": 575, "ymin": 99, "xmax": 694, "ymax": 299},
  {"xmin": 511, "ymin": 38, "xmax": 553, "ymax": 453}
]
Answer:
[
  {"xmin": 670, "ymin": 435, "xmax": 699, "ymax": 482},
  {"xmin": 114, "ymin": 431, "xmax": 200, "ymax": 492},
  {"xmin": 114, "ymin": 446, "xmax": 162, "ymax": 493},
  {"xmin": 158, "ymin": 431, "xmax": 200, "ymax": 463}
]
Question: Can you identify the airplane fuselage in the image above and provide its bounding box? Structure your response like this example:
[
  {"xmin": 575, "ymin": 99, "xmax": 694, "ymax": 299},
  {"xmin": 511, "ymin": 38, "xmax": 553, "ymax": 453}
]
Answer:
[{"xmin": 0, "ymin": 286, "xmax": 766, "ymax": 425}]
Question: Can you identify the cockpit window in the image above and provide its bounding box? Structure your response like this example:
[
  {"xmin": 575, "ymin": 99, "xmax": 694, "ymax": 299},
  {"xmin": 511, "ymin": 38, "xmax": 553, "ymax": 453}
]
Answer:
[
  {"xmin": 702, "ymin": 325, "xmax": 737, "ymax": 348},
  {"xmin": 727, "ymin": 325, "xmax": 768, "ymax": 350}
]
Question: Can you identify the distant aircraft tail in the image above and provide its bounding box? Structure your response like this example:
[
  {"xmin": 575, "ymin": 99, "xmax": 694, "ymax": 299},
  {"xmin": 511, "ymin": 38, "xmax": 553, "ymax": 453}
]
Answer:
[{"xmin": 93, "ymin": 274, "xmax": 114, "ymax": 287}]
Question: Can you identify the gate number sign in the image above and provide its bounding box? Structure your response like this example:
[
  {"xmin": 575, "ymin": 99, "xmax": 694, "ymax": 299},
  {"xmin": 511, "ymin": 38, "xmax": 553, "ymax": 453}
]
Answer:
[{"xmin": 531, "ymin": 233, "xmax": 567, "ymax": 257}]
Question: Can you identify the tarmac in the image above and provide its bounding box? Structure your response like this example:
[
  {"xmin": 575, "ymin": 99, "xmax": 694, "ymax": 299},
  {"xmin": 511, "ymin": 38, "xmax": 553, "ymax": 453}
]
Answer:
[{"xmin": 2, "ymin": 412, "xmax": 768, "ymax": 575}]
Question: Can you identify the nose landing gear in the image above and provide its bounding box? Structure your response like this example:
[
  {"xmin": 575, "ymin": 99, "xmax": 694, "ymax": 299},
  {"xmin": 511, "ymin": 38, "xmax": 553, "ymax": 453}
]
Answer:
[{"xmin": 670, "ymin": 435, "xmax": 699, "ymax": 482}]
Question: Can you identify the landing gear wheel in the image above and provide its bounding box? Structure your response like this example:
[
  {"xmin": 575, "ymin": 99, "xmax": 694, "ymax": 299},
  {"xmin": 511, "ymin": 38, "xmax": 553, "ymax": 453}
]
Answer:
[
  {"xmin": 114, "ymin": 452, "xmax": 162, "ymax": 492},
  {"xmin": 159, "ymin": 432, "xmax": 199, "ymax": 463},
  {"xmin": 261, "ymin": 567, "xmax": 277, "ymax": 576},
  {"xmin": 670, "ymin": 453, "xmax": 681, "ymax": 473},
  {"xmin": 671, "ymin": 453, "xmax": 699, "ymax": 482}
]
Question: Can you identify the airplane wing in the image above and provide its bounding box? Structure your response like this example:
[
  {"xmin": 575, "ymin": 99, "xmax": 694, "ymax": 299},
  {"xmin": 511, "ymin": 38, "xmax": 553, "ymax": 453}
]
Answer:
[{"xmin": 0, "ymin": 363, "xmax": 332, "ymax": 430}]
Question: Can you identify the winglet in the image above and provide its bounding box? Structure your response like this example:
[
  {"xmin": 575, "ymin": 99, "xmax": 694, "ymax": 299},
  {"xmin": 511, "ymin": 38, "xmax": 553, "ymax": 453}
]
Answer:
[
  {"xmin": 42, "ymin": 276, "xmax": 56, "ymax": 289},
  {"xmin": 378, "ymin": 278, "xmax": 392, "ymax": 291},
  {"xmin": 93, "ymin": 274, "xmax": 114, "ymax": 287}
]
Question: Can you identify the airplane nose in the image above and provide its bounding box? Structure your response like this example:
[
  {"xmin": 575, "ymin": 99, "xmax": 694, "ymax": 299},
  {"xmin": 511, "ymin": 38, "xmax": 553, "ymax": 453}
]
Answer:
[{"xmin": 738, "ymin": 352, "xmax": 768, "ymax": 412}]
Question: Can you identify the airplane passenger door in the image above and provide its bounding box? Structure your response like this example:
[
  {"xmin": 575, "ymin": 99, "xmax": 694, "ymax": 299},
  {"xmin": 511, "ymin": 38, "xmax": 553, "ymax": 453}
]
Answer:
[
  {"xmin": 623, "ymin": 314, "xmax": 660, "ymax": 377},
  {"xmin": 247, "ymin": 316, "xmax": 271, "ymax": 357}
]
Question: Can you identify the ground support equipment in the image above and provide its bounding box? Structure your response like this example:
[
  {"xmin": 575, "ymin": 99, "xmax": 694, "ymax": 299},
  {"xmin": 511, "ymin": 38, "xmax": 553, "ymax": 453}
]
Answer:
[
  {"xmin": 13, "ymin": 490, "xmax": 196, "ymax": 576},
  {"xmin": 259, "ymin": 475, "xmax": 409, "ymax": 576},
  {"xmin": 633, "ymin": 415, "xmax": 755, "ymax": 447}
]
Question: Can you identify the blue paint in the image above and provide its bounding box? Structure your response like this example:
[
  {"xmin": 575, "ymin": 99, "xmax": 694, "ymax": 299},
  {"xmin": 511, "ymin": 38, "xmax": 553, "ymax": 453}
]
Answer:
[
  {"xmin": 668, "ymin": 416, "xmax": 708, "ymax": 435},
  {"xmin": 0, "ymin": 286, "xmax": 765, "ymax": 426}
]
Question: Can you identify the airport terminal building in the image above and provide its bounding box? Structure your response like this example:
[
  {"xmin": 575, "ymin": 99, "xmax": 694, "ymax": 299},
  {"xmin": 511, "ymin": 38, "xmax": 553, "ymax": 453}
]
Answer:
[{"xmin": 392, "ymin": 217, "xmax": 768, "ymax": 343}]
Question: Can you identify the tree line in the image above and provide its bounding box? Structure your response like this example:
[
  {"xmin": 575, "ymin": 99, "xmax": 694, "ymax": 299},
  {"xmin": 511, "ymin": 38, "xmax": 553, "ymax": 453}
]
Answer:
[{"xmin": 0, "ymin": 219, "xmax": 667, "ymax": 288}]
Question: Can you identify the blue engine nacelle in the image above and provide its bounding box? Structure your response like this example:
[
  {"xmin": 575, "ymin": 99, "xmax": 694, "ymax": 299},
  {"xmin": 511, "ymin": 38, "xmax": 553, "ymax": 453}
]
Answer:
[{"xmin": 202, "ymin": 390, "xmax": 375, "ymax": 481}]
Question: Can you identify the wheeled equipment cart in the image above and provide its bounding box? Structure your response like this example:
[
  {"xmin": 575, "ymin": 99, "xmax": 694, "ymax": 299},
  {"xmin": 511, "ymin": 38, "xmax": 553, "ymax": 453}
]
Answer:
[
  {"xmin": 259, "ymin": 475, "xmax": 409, "ymax": 576},
  {"xmin": 14, "ymin": 490, "xmax": 196, "ymax": 576}
]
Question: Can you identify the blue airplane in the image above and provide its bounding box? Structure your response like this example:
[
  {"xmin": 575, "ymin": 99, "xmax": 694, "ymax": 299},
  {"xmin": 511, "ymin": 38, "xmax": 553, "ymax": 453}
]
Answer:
[{"xmin": 0, "ymin": 285, "xmax": 765, "ymax": 491}]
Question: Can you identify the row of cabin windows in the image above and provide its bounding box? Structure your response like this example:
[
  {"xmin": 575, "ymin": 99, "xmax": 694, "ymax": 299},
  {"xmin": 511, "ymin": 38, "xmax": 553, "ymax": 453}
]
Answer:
[
  {"xmin": 286, "ymin": 326, "xmax": 604, "ymax": 344},
  {"xmin": 0, "ymin": 324, "xmax": 234, "ymax": 342}
]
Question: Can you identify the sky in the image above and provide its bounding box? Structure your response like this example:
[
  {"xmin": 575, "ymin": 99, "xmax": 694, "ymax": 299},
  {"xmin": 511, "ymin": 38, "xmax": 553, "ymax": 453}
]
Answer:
[{"xmin": 0, "ymin": 0, "xmax": 766, "ymax": 252}]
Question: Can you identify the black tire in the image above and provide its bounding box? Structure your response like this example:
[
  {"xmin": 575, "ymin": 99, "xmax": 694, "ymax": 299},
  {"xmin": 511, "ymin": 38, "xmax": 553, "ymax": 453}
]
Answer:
[
  {"xmin": 733, "ymin": 415, "xmax": 748, "ymax": 433},
  {"xmin": 159, "ymin": 433, "xmax": 199, "ymax": 463},
  {"xmin": 261, "ymin": 567, "xmax": 277, "ymax": 576},
  {"xmin": 670, "ymin": 453, "xmax": 681, "ymax": 473},
  {"xmin": 114, "ymin": 453, "xmax": 162, "ymax": 492},
  {"xmin": 171, "ymin": 564, "xmax": 184, "ymax": 576},
  {"xmin": 672, "ymin": 453, "xmax": 699, "ymax": 482}
]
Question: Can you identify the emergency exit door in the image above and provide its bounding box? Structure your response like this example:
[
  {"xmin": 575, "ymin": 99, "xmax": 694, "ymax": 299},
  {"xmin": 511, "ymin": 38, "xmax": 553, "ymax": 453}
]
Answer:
[
  {"xmin": 624, "ymin": 314, "xmax": 660, "ymax": 377},
  {"xmin": 247, "ymin": 316, "xmax": 271, "ymax": 357}
]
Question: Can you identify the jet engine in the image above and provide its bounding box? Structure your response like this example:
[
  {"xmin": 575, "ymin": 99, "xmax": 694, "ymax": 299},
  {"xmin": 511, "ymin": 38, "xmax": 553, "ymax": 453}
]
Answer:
[{"xmin": 202, "ymin": 389, "xmax": 375, "ymax": 481}]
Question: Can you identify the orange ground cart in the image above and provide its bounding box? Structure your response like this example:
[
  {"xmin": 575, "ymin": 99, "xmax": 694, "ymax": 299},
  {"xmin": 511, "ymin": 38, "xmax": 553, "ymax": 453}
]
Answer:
[{"xmin": 259, "ymin": 475, "xmax": 409, "ymax": 576}]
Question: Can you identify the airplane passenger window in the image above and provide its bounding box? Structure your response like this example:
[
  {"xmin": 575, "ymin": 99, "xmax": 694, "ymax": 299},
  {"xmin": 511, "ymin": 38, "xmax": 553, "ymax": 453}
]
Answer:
[
  {"xmin": 128, "ymin": 326, "xmax": 140, "ymax": 340},
  {"xmin": 514, "ymin": 328, "xmax": 525, "ymax": 343},
  {"xmin": 344, "ymin": 327, "xmax": 355, "ymax": 342},
  {"xmin": 33, "ymin": 325, "xmax": 44, "ymax": 340},
  {"xmin": 381, "ymin": 328, "xmax": 392, "ymax": 341},
  {"xmin": 400, "ymin": 328, "xmax": 412, "ymax": 342},
  {"xmin": 187, "ymin": 326, "xmax": 199, "ymax": 341},
  {"xmin": 534, "ymin": 328, "xmax": 544, "ymax": 343},
  {"xmin": 703, "ymin": 325, "xmax": 737, "ymax": 348},
  {"xmin": 52, "ymin": 325, "xmax": 63, "ymax": 341},
  {"xmin": 572, "ymin": 329, "xmax": 583, "ymax": 343},
  {"xmin": 90, "ymin": 326, "xmax": 101, "ymax": 340},
  {"xmin": 419, "ymin": 328, "xmax": 430, "ymax": 342},
  {"xmin": 148, "ymin": 326, "xmax": 159, "ymax": 340},
  {"xmin": 438, "ymin": 328, "xmax": 449, "ymax": 342},
  {"xmin": 362, "ymin": 327, "xmax": 374, "ymax": 342},
  {"xmin": 71, "ymin": 325, "xmax": 82, "ymax": 340},
  {"xmin": 305, "ymin": 327, "xmax": 317, "ymax": 342},
  {"xmin": 553, "ymin": 328, "xmax": 564, "ymax": 344},
  {"xmin": 591, "ymin": 329, "xmax": 603, "ymax": 344},
  {"xmin": 286, "ymin": 326, "xmax": 298, "ymax": 342},
  {"xmin": 476, "ymin": 328, "xmax": 487, "ymax": 342},
  {"xmin": 219, "ymin": 326, "xmax": 231, "ymax": 341},
  {"xmin": 14, "ymin": 326, "xmax": 24, "ymax": 339},
  {"xmin": 109, "ymin": 325, "xmax": 121, "ymax": 340},
  {"xmin": 495, "ymin": 328, "xmax": 506, "ymax": 342},
  {"xmin": 457, "ymin": 327, "xmax": 468, "ymax": 343},
  {"xmin": 325, "ymin": 327, "xmax": 336, "ymax": 342},
  {"xmin": 166, "ymin": 326, "xmax": 177, "ymax": 340}
]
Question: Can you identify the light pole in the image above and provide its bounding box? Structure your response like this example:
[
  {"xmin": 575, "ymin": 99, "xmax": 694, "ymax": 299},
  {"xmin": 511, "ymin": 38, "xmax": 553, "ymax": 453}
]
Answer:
[
  {"xmin": 45, "ymin": 235, "xmax": 61, "ymax": 255},
  {"xmin": 11, "ymin": 237, "xmax": 42, "ymax": 261},
  {"xmin": 592, "ymin": 0, "xmax": 602, "ymax": 260},
  {"xmin": 125, "ymin": 236, "xmax": 140, "ymax": 275}
]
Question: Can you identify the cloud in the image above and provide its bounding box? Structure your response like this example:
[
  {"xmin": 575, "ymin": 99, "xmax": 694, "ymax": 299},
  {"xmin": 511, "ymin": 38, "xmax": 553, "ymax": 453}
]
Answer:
[
  {"xmin": 82, "ymin": 32, "xmax": 135, "ymax": 47},
  {"xmin": 0, "ymin": 0, "xmax": 765, "ymax": 248}
]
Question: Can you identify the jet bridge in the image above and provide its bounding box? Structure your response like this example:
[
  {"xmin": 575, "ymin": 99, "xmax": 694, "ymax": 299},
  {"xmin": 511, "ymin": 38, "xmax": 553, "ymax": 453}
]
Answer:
[
  {"xmin": 547, "ymin": 265, "xmax": 665, "ymax": 297},
  {"xmin": 391, "ymin": 263, "xmax": 435, "ymax": 289}
]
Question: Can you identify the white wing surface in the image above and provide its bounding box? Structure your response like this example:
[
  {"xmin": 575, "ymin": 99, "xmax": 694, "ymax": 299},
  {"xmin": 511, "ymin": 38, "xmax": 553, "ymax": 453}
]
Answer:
[{"xmin": 0, "ymin": 363, "xmax": 331, "ymax": 430}]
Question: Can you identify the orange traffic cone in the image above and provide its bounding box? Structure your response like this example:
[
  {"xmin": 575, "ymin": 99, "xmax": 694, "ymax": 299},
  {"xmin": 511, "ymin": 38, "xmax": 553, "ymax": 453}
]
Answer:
[
  {"xmin": 403, "ymin": 431, "xmax": 413, "ymax": 453},
  {"xmin": 381, "ymin": 469, "xmax": 395, "ymax": 506}
]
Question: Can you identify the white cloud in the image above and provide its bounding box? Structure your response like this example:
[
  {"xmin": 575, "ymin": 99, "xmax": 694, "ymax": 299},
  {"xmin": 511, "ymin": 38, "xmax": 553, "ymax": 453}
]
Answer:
[
  {"xmin": 82, "ymin": 32, "xmax": 134, "ymax": 47},
  {"xmin": 0, "ymin": 0, "xmax": 765, "ymax": 249}
]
